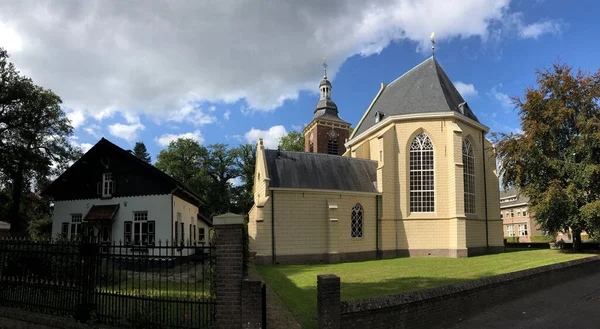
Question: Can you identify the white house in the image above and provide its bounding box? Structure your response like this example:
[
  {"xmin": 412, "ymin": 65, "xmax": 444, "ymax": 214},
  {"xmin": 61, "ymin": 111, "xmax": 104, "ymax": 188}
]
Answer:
[{"xmin": 43, "ymin": 138, "xmax": 212, "ymax": 254}]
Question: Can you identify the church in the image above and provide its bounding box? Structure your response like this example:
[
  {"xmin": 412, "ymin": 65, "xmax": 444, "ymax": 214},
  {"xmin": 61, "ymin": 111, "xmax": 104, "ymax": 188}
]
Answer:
[{"xmin": 248, "ymin": 56, "xmax": 503, "ymax": 265}]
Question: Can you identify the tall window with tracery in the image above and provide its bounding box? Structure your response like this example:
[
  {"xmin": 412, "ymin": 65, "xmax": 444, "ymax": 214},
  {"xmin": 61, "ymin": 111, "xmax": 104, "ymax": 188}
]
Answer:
[
  {"xmin": 409, "ymin": 132, "xmax": 434, "ymax": 212},
  {"xmin": 462, "ymin": 138, "xmax": 476, "ymax": 214},
  {"xmin": 351, "ymin": 204, "xmax": 363, "ymax": 238}
]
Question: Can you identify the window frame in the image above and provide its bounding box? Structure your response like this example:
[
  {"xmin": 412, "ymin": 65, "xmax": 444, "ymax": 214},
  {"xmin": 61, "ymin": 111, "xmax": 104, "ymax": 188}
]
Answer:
[
  {"xmin": 70, "ymin": 213, "xmax": 83, "ymax": 238},
  {"xmin": 462, "ymin": 138, "xmax": 476, "ymax": 214},
  {"xmin": 128, "ymin": 211, "xmax": 155, "ymax": 247},
  {"xmin": 409, "ymin": 132, "xmax": 435, "ymax": 213},
  {"xmin": 102, "ymin": 173, "xmax": 114, "ymax": 198},
  {"xmin": 351, "ymin": 203, "xmax": 364, "ymax": 238},
  {"xmin": 199, "ymin": 227, "xmax": 206, "ymax": 242},
  {"xmin": 505, "ymin": 225, "xmax": 515, "ymax": 237},
  {"xmin": 518, "ymin": 224, "xmax": 528, "ymax": 236}
]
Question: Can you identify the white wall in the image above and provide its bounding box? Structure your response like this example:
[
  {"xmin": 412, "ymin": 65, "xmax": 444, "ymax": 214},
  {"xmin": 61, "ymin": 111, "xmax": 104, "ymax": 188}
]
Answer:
[{"xmin": 52, "ymin": 194, "xmax": 172, "ymax": 243}]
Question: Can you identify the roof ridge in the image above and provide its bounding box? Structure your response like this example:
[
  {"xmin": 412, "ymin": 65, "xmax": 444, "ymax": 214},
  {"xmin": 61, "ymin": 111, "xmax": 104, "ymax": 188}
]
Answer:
[{"xmin": 265, "ymin": 149, "xmax": 378, "ymax": 163}]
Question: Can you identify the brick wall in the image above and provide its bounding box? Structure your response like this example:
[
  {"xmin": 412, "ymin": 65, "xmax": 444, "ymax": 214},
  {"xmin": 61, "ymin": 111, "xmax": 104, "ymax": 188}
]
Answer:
[{"xmin": 317, "ymin": 256, "xmax": 600, "ymax": 329}]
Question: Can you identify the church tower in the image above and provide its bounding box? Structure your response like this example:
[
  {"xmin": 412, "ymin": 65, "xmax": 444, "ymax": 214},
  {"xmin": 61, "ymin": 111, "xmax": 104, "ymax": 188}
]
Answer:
[{"xmin": 303, "ymin": 59, "xmax": 350, "ymax": 155}]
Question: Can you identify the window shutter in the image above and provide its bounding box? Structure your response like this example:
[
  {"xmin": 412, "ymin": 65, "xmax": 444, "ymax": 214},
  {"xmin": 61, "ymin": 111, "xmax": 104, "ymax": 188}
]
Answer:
[
  {"xmin": 61, "ymin": 222, "xmax": 69, "ymax": 235},
  {"xmin": 97, "ymin": 182, "xmax": 101, "ymax": 195},
  {"xmin": 124, "ymin": 221, "xmax": 132, "ymax": 245},
  {"xmin": 148, "ymin": 221, "xmax": 155, "ymax": 245},
  {"xmin": 111, "ymin": 180, "xmax": 116, "ymax": 194}
]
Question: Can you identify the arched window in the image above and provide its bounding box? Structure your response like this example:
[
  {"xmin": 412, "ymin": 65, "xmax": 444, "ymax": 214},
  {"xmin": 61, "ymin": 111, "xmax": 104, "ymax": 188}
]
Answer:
[
  {"xmin": 462, "ymin": 138, "xmax": 476, "ymax": 214},
  {"xmin": 409, "ymin": 132, "xmax": 434, "ymax": 212},
  {"xmin": 327, "ymin": 140, "xmax": 338, "ymax": 155},
  {"xmin": 351, "ymin": 204, "xmax": 363, "ymax": 238}
]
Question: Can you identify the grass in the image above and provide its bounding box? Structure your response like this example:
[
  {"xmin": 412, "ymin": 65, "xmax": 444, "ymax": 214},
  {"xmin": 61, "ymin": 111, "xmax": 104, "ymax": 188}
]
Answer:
[{"xmin": 257, "ymin": 249, "xmax": 595, "ymax": 329}]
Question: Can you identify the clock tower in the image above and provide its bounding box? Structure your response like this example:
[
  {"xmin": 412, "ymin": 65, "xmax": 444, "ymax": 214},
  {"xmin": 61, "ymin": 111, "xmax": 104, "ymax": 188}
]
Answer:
[{"xmin": 303, "ymin": 59, "xmax": 350, "ymax": 156}]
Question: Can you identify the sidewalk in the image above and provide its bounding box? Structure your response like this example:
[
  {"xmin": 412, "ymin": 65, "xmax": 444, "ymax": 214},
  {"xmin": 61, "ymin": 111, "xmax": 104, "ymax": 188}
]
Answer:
[{"xmin": 451, "ymin": 271, "xmax": 600, "ymax": 328}]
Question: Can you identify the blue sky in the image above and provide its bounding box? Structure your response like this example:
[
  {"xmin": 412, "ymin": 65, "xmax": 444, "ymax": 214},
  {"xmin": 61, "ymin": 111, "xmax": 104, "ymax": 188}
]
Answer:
[{"xmin": 0, "ymin": 0, "xmax": 596, "ymax": 163}]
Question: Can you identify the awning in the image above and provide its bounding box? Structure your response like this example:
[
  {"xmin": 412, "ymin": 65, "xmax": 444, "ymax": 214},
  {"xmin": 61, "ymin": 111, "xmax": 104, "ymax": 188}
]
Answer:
[{"xmin": 85, "ymin": 204, "xmax": 120, "ymax": 222}]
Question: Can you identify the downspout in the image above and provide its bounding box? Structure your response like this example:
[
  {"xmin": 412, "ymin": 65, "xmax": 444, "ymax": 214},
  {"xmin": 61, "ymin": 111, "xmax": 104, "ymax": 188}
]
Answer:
[
  {"xmin": 271, "ymin": 190, "xmax": 276, "ymax": 265},
  {"xmin": 482, "ymin": 131, "xmax": 489, "ymax": 250},
  {"xmin": 376, "ymin": 195, "xmax": 380, "ymax": 259}
]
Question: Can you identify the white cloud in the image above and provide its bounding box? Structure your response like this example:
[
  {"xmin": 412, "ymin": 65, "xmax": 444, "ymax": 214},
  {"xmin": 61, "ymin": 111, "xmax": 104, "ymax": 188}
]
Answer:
[
  {"xmin": 0, "ymin": 0, "xmax": 545, "ymax": 116},
  {"xmin": 155, "ymin": 130, "xmax": 204, "ymax": 147},
  {"xmin": 80, "ymin": 143, "xmax": 94, "ymax": 153},
  {"xmin": 168, "ymin": 103, "xmax": 217, "ymax": 126},
  {"xmin": 108, "ymin": 121, "xmax": 145, "ymax": 143},
  {"xmin": 245, "ymin": 125, "xmax": 288, "ymax": 149},
  {"xmin": 68, "ymin": 136, "xmax": 94, "ymax": 153},
  {"xmin": 490, "ymin": 86, "xmax": 512, "ymax": 108},
  {"xmin": 224, "ymin": 110, "xmax": 231, "ymax": 121},
  {"xmin": 84, "ymin": 124, "xmax": 102, "ymax": 138},
  {"xmin": 65, "ymin": 109, "xmax": 85, "ymax": 128},
  {"xmin": 454, "ymin": 82, "xmax": 478, "ymax": 97},
  {"xmin": 228, "ymin": 177, "xmax": 242, "ymax": 186},
  {"xmin": 518, "ymin": 20, "xmax": 562, "ymax": 39}
]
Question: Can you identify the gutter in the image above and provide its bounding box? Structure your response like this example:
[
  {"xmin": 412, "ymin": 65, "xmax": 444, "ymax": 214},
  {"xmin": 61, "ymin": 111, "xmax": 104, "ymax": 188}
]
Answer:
[
  {"xmin": 482, "ymin": 131, "xmax": 489, "ymax": 250},
  {"xmin": 376, "ymin": 195, "xmax": 380, "ymax": 259}
]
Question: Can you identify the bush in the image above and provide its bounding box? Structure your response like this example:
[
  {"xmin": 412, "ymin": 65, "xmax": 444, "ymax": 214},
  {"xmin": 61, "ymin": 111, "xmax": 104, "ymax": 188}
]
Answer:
[
  {"xmin": 505, "ymin": 236, "xmax": 519, "ymax": 243},
  {"xmin": 530, "ymin": 235, "xmax": 555, "ymax": 243},
  {"xmin": 581, "ymin": 234, "xmax": 590, "ymax": 241}
]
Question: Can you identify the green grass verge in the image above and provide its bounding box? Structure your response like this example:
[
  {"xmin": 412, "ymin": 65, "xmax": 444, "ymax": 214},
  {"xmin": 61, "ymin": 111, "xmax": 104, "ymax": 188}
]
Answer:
[{"xmin": 257, "ymin": 249, "xmax": 594, "ymax": 329}]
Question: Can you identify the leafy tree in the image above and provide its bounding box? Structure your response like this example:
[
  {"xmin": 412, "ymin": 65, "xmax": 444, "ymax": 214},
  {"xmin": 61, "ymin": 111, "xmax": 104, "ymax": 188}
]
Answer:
[
  {"xmin": 133, "ymin": 141, "xmax": 151, "ymax": 163},
  {"xmin": 0, "ymin": 48, "xmax": 80, "ymax": 234},
  {"xmin": 204, "ymin": 144, "xmax": 240, "ymax": 217},
  {"xmin": 494, "ymin": 62, "xmax": 600, "ymax": 250},
  {"xmin": 155, "ymin": 138, "xmax": 210, "ymax": 198},
  {"xmin": 279, "ymin": 130, "xmax": 305, "ymax": 151},
  {"xmin": 232, "ymin": 144, "xmax": 256, "ymax": 215}
]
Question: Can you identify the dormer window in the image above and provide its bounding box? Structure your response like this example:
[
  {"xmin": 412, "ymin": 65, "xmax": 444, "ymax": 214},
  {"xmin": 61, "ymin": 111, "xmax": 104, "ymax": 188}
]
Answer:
[{"xmin": 375, "ymin": 111, "xmax": 385, "ymax": 123}]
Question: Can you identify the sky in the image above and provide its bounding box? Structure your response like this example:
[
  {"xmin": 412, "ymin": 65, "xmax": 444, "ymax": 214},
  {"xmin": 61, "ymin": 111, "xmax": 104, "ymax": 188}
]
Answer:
[{"xmin": 0, "ymin": 0, "xmax": 596, "ymax": 163}]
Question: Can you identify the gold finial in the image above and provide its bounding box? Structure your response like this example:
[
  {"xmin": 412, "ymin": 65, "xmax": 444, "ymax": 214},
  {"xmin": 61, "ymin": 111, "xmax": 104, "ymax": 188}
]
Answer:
[
  {"xmin": 322, "ymin": 56, "xmax": 328, "ymax": 79},
  {"xmin": 430, "ymin": 32, "xmax": 436, "ymax": 57}
]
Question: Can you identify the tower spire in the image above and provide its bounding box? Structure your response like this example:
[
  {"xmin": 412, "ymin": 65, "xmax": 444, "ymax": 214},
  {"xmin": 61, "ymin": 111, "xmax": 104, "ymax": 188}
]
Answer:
[
  {"xmin": 323, "ymin": 57, "xmax": 328, "ymax": 79},
  {"xmin": 430, "ymin": 32, "xmax": 436, "ymax": 57}
]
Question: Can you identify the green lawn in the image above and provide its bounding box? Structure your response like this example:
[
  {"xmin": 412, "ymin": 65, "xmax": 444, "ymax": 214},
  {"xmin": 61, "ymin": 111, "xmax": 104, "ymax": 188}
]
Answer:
[{"xmin": 257, "ymin": 249, "xmax": 595, "ymax": 329}]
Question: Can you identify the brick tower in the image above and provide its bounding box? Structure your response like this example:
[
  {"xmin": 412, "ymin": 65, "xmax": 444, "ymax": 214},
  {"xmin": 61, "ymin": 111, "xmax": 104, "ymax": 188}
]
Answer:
[{"xmin": 303, "ymin": 59, "xmax": 350, "ymax": 155}]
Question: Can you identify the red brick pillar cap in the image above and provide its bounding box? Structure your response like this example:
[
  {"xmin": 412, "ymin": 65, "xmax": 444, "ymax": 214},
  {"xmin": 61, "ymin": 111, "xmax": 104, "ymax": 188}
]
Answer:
[{"xmin": 214, "ymin": 213, "xmax": 245, "ymax": 226}]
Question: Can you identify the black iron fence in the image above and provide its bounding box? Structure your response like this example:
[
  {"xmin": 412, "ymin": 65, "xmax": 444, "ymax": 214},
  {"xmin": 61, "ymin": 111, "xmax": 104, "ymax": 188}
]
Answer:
[{"xmin": 0, "ymin": 237, "xmax": 216, "ymax": 329}]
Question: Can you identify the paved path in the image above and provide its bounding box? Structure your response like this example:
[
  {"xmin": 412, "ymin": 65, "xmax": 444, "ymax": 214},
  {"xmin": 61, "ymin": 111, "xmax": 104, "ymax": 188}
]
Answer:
[{"xmin": 452, "ymin": 272, "xmax": 600, "ymax": 329}]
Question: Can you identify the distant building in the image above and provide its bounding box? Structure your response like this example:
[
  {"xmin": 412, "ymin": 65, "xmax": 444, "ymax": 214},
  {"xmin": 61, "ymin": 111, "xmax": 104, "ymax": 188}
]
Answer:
[{"xmin": 500, "ymin": 188, "xmax": 541, "ymax": 242}]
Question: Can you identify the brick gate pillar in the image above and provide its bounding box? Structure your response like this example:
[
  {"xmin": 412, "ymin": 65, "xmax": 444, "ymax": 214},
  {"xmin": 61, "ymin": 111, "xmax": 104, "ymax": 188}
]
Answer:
[
  {"xmin": 317, "ymin": 274, "xmax": 341, "ymax": 329},
  {"xmin": 214, "ymin": 213, "xmax": 245, "ymax": 329}
]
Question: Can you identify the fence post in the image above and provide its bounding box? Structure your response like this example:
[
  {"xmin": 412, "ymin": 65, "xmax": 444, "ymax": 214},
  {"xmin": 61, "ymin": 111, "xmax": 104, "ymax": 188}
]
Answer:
[
  {"xmin": 317, "ymin": 274, "xmax": 341, "ymax": 329},
  {"xmin": 241, "ymin": 277, "xmax": 264, "ymax": 329},
  {"xmin": 214, "ymin": 213, "xmax": 245, "ymax": 329}
]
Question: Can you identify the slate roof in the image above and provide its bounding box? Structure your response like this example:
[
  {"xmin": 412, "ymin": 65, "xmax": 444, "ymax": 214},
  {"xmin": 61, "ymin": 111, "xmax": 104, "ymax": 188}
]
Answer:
[
  {"xmin": 499, "ymin": 188, "xmax": 530, "ymax": 208},
  {"xmin": 352, "ymin": 57, "xmax": 480, "ymax": 138},
  {"xmin": 264, "ymin": 150, "xmax": 378, "ymax": 193}
]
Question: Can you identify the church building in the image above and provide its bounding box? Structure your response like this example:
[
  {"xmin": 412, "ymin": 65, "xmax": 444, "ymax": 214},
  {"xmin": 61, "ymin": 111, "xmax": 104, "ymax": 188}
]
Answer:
[{"xmin": 248, "ymin": 56, "xmax": 503, "ymax": 265}]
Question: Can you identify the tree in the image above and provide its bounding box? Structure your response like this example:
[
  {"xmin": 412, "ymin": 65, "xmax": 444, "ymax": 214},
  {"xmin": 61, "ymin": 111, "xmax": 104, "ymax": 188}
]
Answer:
[
  {"xmin": 133, "ymin": 141, "xmax": 151, "ymax": 163},
  {"xmin": 0, "ymin": 48, "xmax": 80, "ymax": 234},
  {"xmin": 204, "ymin": 144, "xmax": 240, "ymax": 217},
  {"xmin": 232, "ymin": 144, "xmax": 256, "ymax": 215},
  {"xmin": 494, "ymin": 61, "xmax": 600, "ymax": 251},
  {"xmin": 279, "ymin": 130, "xmax": 305, "ymax": 151},
  {"xmin": 155, "ymin": 138, "xmax": 210, "ymax": 198}
]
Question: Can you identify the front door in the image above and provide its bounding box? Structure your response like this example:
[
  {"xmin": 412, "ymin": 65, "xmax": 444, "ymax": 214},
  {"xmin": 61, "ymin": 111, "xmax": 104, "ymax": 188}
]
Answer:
[{"xmin": 99, "ymin": 225, "xmax": 111, "ymax": 253}]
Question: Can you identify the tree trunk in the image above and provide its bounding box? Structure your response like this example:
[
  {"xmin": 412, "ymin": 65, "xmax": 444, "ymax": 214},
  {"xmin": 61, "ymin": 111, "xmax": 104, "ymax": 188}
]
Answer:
[
  {"xmin": 572, "ymin": 229, "xmax": 583, "ymax": 252},
  {"xmin": 9, "ymin": 158, "xmax": 25, "ymax": 235}
]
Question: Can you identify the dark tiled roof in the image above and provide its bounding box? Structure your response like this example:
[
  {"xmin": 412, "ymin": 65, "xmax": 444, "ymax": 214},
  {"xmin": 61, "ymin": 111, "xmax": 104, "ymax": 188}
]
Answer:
[
  {"xmin": 85, "ymin": 204, "xmax": 120, "ymax": 221},
  {"xmin": 264, "ymin": 150, "xmax": 378, "ymax": 193},
  {"xmin": 500, "ymin": 188, "xmax": 530, "ymax": 208},
  {"xmin": 198, "ymin": 213, "xmax": 213, "ymax": 227},
  {"xmin": 352, "ymin": 57, "xmax": 479, "ymax": 138}
]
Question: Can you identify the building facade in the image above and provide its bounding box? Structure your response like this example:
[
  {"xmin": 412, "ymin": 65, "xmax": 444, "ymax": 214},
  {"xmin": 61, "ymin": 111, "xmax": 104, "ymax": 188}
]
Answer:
[
  {"xmin": 43, "ymin": 138, "xmax": 212, "ymax": 254},
  {"xmin": 249, "ymin": 57, "xmax": 504, "ymax": 264},
  {"xmin": 500, "ymin": 188, "xmax": 541, "ymax": 242}
]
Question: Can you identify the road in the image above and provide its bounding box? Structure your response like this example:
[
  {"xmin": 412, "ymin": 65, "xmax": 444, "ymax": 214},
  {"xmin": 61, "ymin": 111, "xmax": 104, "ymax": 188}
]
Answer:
[{"xmin": 452, "ymin": 272, "xmax": 600, "ymax": 329}]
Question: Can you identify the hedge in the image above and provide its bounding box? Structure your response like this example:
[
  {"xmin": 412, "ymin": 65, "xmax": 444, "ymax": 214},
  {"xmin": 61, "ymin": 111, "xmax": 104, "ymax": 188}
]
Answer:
[
  {"xmin": 530, "ymin": 235, "xmax": 555, "ymax": 243},
  {"xmin": 504, "ymin": 236, "xmax": 519, "ymax": 243}
]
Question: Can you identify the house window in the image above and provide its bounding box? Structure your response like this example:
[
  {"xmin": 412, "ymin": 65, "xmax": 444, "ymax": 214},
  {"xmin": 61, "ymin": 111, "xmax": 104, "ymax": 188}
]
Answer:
[
  {"xmin": 506, "ymin": 225, "xmax": 514, "ymax": 237},
  {"xmin": 309, "ymin": 143, "xmax": 314, "ymax": 153},
  {"xmin": 327, "ymin": 140, "xmax": 338, "ymax": 155},
  {"xmin": 193, "ymin": 224, "xmax": 197, "ymax": 243},
  {"xmin": 102, "ymin": 173, "xmax": 114, "ymax": 197},
  {"xmin": 351, "ymin": 204, "xmax": 363, "ymax": 238},
  {"xmin": 517, "ymin": 209, "xmax": 521, "ymax": 217},
  {"xmin": 410, "ymin": 132, "xmax": 434, "ymax": 212},
  {"xmin": 124, "ymin": 221, "xmax": 132, "ymax": 244},
  {"xmin": 510, "ymin": 209, "xmax": 514, "ymax": 218},
  {"xmin": 500, "ymin": 212, "xmax": 503, "ymax": 219},
  {"xmin": 70, "ymin": 214, "xmax": 83, "ymax": 238},
  {"xmin": 462, "ymin": 139, "xmax": 476, "ymax": 214},
  {"xmin": 129, "ymin": 211, "xmax": 155, "ymax": 246},
  {"xmin": 518, "ymin": 224, "xmax": 528, "ymax": 236},
  {"xmin": 523, "ymin": 208, "xmax": 528, "ymax": 217},
  {"xmin": 181, "ymin": 222, "xmax": 185, "ymax": 245},
  {"xmin": 189, "ymin": 223, "xmax": 192, "ymax": 243},
  {"xmin": 61, "ymin": 222, "xmax": 69, "ymax": 236},
  {"xmin": 199, "ymin": 228, "xmax": 206, "ymax": 241}
]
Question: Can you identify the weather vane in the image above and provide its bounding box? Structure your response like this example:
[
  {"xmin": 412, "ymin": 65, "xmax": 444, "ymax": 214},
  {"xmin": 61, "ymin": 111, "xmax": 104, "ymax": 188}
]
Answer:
[
  {"xmin": 323, "ymin": 57, "xmax": 328, "ymax": 79},
  {"xmin": 430, "ymin": 32, "xmax": 436, "ymax": 57}
]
